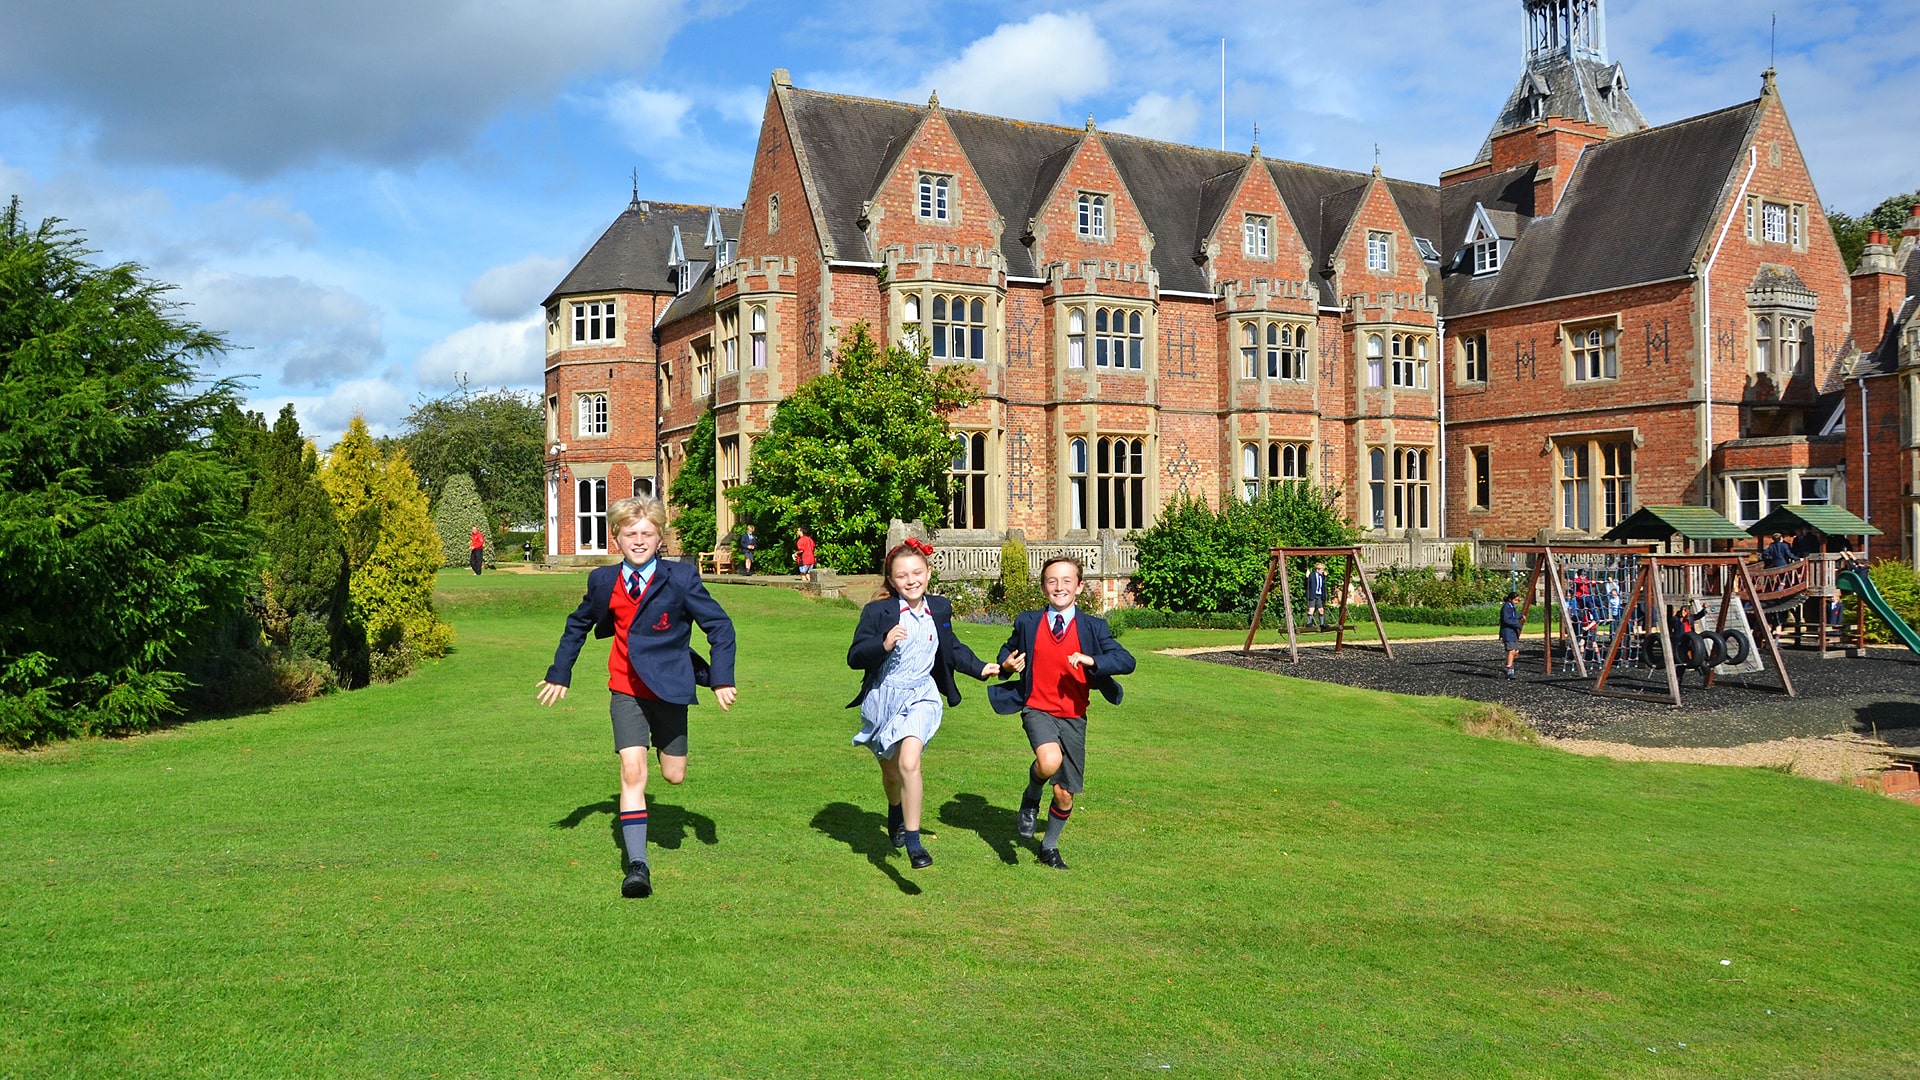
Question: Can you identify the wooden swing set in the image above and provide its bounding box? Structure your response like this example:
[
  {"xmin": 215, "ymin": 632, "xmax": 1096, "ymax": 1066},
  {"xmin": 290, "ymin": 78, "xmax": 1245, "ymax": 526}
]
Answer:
[
  {"xmin": 1509, "ymin": 543, "xmax": 1656, "ymax": 679},
  {"xmin": 1593, "ymin": 554, "xmax": 1795, "ymax": 706},
  {"xmin": 1241, "ymin": 546, "xmax": 1392, "ymax": 662}
]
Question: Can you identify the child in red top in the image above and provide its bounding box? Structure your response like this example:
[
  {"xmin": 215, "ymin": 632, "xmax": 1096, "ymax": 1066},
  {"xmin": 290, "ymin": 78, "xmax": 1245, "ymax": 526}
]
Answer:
[
  {"xmin": 796, "ymin": 526, "xmax": 816, "ymax": 579},
  {"xmin": 993, "ymin": 557, "xmax": 1134, "ymax": 870},
  {"xmin": 469, "ymin": 527, "xmax": 485, "ymax": 576}
]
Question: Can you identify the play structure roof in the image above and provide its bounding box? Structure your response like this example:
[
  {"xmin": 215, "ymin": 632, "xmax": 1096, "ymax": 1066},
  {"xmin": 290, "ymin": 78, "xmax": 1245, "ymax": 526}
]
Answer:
[
  {"xmin": 1746, "ymin": 504, "xmax": 1882, "ymax": 538},
  {"xmin": 1602, "ymin": 505, "xmax": 1750, "ymax": 542}
]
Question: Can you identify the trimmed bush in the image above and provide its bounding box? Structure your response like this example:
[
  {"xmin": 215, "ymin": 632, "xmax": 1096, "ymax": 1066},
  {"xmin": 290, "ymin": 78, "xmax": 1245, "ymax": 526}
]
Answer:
[
  {"xmin": 1133, "ymin": 485, "xmax": 1358, "ymax": 614},
  {"xmin": 431, "ymin": 472, "xmax": 493, "ymax": 569}
]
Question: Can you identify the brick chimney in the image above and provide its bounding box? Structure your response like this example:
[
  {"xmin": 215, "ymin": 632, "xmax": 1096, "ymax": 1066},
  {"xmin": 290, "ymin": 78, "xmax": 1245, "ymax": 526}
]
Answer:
[
  {"xmin": 1851, "ymin": 230, "xmax": 1904, "ymax": 352},
  {"xmin": 1487, "ymin": 117, "xmax": 1608, "ymax": 215},
  {"xmin": 1900, "ymin": 204, "xmax": 1920, "ymax": 255}
]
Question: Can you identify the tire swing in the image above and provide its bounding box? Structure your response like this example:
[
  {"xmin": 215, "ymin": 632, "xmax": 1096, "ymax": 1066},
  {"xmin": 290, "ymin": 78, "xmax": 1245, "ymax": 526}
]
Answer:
[
  {"xmin": 1672, "ymin": 630, "xmax": 1707, "ymax": 672},
  {"xmin": 1720, "ymin": 627, "xmax": 1752, "ymax": 666},
  {"xmin": 1698, "ymin": 629, "xmax": 1728, "ymax": 669}
]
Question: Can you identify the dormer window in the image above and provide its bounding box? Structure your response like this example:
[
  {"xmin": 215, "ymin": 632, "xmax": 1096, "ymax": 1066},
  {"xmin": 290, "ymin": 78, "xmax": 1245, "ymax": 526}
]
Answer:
[
  {"xmin": 918, "ymin": 174, "xmax": 951, "ymax": 221},
  {"xmin": 1413, "ymin": 237, "xmax": 1441, "ymax": 263},
  {"xmin": 1473, "ymin": 238, "xmax": 1501, "ymax": 274},
  {"xmin": 1077, "ymin": 193, "xmax": 1107, "ymax": 239},
  {"xmin": 676, "ymin": 264, "xmax": 694, "ymax": 297}
]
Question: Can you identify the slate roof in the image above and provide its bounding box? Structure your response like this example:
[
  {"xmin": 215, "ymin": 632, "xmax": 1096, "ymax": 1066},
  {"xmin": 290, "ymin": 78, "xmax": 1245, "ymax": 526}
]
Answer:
[
  {"xmin": 779, "ymin": 85, "xmax": 1440, "ymax": 298},
  {"xmin": 1476, "ymin": 54, "xmax": 1648, "ymax": 163},
  {"xmin": 545, "ymin": 201, "xmax": 742, "ymax": 306},
  {"xmin": 1443, "ymin": 100, "xmax": 1762, "ymax": 317},
  {"xmin": 657, "ymin": 261, "xmax": 716, "ymax": 327}
]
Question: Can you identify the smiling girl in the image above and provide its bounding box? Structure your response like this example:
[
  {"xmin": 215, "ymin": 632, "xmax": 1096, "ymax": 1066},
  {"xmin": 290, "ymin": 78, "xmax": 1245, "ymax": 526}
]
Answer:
[{"xmin": 845, "ymin": 538, "xmax": 999, "ymax": 870}]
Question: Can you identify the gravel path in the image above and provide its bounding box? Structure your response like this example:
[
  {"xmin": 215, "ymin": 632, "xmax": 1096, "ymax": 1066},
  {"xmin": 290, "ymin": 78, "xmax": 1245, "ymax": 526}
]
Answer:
[{"xmin": 1188, "ymin": 635, "xmax": 1920, "ymax": 781}]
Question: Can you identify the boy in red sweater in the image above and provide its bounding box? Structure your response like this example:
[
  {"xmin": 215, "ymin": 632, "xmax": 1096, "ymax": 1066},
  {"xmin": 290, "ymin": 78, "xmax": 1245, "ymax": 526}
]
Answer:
[{"xmin": 992, "ymin": 557, "xmax": 1134, "ymax": 869}]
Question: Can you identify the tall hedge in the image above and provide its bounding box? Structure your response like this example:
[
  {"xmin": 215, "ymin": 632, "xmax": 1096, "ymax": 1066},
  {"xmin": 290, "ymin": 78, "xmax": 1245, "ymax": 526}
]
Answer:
[
  {"xmin": 431, "ymin": 472, "xmax": 492, "ymax": 568},
  {"xmin": 0, "ymin": 203, "xmax": 258, "ymax": 745}
]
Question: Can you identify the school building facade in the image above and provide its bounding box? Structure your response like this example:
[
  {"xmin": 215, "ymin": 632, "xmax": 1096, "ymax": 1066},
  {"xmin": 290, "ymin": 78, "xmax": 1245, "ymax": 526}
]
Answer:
[{"xmin": 541, "ymin": 0, "xmax": 1914, "ymax": 570}]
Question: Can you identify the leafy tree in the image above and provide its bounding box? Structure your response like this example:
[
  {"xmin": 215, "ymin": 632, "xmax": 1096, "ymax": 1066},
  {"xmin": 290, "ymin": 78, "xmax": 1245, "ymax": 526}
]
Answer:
[
  {"xmin": 0, "ymin": 201, "xmax": 258, "ymax": 745},
  {"xmin": 1827, "ymin": 189, "xmax": 1920, "ymax": 270},
  {"xmin": 726, "ymin": 323, "xmax": 978, "ymax": 572},
  {"xmin": 668, "ymin": 407, "xmax": 717, "ymax": 555},
  {"xmin": 1132, "ymin": 485, "xmax": 1358, "ymax": 614},
  {"xmin": 253, "ymin": 405, "xmax": 348, "ymax": 662},
  {"xmin": 430, "ymin": 472, "xmax": 492, "ymax": 568},
  {"xmin": 320, "ymin": 417, "xmax": 453, "ymax": 683},
  {"xmin": 397, "ymin": 381, "xmax": 543, "ymax": 531}
]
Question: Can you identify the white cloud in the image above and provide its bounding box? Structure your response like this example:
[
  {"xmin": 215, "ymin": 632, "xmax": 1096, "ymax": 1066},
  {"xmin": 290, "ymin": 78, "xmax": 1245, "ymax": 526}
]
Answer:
[
  {"xmin": 0, "ymin": 0, "xmax": 685, "ymax": 177},
  {"xmin": 414, "ymin": 316, "xmax": 546, "ymax": 390},
  {"xmin": 1106, "ymin": 92, "xmax": 1203, "ymax": 143},
  {"xmin": 177, "ymin": 271, "xmax": 384, "ymax": 388},
  {"xmin": 464, "ymin": 255, "xmax": 572, "ymax": 320},
  {"xmin": 261, "ymin": 377, "xmax": 414, "ymax": 450},
  {"xmin": 916, "ymin": 12, "xmax": 1113, "ymax": 120},
  {"xmin": 597, "ymin": 82, "xmax": 754, "ymax": 186}
]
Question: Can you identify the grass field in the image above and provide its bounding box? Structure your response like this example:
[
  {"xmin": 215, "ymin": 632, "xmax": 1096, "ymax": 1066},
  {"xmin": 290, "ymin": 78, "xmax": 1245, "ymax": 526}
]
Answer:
[{"xmin": 4, "ymin": 571, "xmax": 1919, "ymax": 1078}]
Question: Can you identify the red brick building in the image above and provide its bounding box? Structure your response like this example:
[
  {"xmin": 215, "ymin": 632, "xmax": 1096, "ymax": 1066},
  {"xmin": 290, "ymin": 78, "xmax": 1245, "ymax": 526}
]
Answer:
[
  {"xmin": 1843, "ymin": 210, "xmax": 1920, "ymax": 565},
  {"xmin": 541, "ymin": 199, "xmax": 738, "ymax": 561},
  {"xmin": 547, "ymin": 0, "xmax": 1909, "ymax": 569}
]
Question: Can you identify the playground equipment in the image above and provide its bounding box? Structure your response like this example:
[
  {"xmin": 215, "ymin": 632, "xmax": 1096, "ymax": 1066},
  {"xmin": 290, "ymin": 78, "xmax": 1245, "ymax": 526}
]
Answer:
[
  {"xmin": 1593, "ymin": 554, "xmax": 1794, "ymax": 706},
  {"xmin": 1746, "ymin": 504, "xmax": 1884, "ymax": 659},
  {"xmin": 1509, "ymin": 544, "xmax": 1655, "ymax": 678},
  {"xmin": 1838, "ymin": 566, "xmax": 1920, "ymax": 656},
  {"xmin": 1242, "ymin": 546, "xmax": 1392, "ymax": 662}
]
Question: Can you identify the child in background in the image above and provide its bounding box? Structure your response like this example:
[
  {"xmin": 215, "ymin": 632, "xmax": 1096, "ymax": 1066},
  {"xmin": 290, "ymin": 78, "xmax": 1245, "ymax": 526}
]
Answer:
[
  {"xmin": 846, "ymin": 539, "xmax": 999, "ymax": 870},
  {"xmin": 536, "ymin": 496, "xmax": 737, "ymax": 899},
  {"xmin": 992, "ymin": 557, "xmax": 1135, "ymax": 870},
  {"xmin": 796, "ymin": 526, "xmax": 816, "ymax": 580},
  {"xmin": 1304, "ymin": 561, "xmax": 1329, "ymax": 631},
  {"xmin": 1499, "ymin": 590, "xmax": 1523, "ymax": 679}
]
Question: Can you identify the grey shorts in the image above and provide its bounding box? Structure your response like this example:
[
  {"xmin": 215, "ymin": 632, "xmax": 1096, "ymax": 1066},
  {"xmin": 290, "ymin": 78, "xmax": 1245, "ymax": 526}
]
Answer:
[
  {"xmin": 610, "ymin": 692, "xmax": 689, "ymax": 756},
  {"xmin": 1022, "ymin": 708, "xmax": 1087, "ymax": 794}
]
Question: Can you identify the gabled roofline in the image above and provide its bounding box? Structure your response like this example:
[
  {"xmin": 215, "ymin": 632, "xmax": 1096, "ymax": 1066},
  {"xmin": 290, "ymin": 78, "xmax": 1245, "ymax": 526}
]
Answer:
[
  {"xmin": 861, "ymin": 95, "xmax": 1004, "ymax": 249},
  {"xmin": 771, "ymin": 76, "xmax": 838, "ymax": 259},
  {"xmin": 1028, "ymin": 122, "xmax": 1156, "ymax": 260},
  {"xmin": 1323, "ymin": 171, "xmax": 1405, "ymax": 273},
  {"xmin": 1196, "ymin": 146, "xmax": 1313, "ymax": 267},
  {"xmin": 1685, "ymin": 97, "xmax": 1769, "ymax": 272},
  {"xmin": 1465, "ymin": 203, "xmax": 1501, "ymax": 244}
]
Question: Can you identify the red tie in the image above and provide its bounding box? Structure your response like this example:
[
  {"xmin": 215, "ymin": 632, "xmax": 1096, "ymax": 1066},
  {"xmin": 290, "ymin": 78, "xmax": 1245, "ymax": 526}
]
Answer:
[{"xmin": 627, "ymin": 570, "xmax": 644, "ymax": 601}]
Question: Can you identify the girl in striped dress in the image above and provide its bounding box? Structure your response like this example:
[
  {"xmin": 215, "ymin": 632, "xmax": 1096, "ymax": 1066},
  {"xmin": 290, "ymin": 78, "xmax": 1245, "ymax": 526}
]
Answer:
[{"xmin": 845, "ymin": 539, "xmax": 999, "ymax": 869}]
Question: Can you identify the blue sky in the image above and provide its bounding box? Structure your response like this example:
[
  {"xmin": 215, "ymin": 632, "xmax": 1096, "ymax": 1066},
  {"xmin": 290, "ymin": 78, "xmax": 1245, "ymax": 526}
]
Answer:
[{"xmin": 2, "ymin": 0, "xmax": 1913, "ymax": 447}]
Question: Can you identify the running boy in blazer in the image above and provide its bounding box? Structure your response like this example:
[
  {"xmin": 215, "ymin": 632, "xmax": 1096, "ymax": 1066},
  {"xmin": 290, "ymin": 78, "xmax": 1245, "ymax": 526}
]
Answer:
[
  {"xmin": 537, "ymin": 496, "xmax": 736, "ymax": 899},
  {"xmin": 991, "ymin": 556, "xmax": 1134, "ymax": 869}
]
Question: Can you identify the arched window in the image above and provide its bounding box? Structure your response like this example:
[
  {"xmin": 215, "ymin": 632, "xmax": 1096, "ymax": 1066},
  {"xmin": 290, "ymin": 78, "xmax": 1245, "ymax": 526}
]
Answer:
[
  {"xmin": 1366, "ymin": 335, "xmax": 1385, "ymax": 387},
  {"xmin": 750, "ymin": 306, "xmax": 767, "ymax": 367},
  {"xmin": 1095, "ymin": 436, "xmax": 1146, "ymax": 530},
  {"xmin": 1067, "ymin": 308, "xmax": 1086, "ymax": 369},
  {"xmin": 1754, "ymin": 316, "xmax": 1772, "ymax": 373},
  {"xmin": 1265, "ymin": 322, "xmax": 1281, "ymax": 379},
  {"xmin": 1068, "ymin": 437, "xmax": 1089, "ymax": 531},
  {"xmin": 1241, "ymin": 443, "xmax": 1260, "ymax": 501},
  {"xmin": 1077, "ymin": 193, "xmax": 1106, "ymax": 238},
  {"xmin": 919, "ymin": 174, "xmax": 950, "ymax": 221},
  {"xmin": 948, "ymin": 431, "xmax": 988, "ymax": 529},
  {"xmin": 1240, "ymin": 322, "xmax": 1258, "ymax": 379},
  {"xmin": 1368, "ymin": 448, "xmax": 1387, "ymax": 529},
  {"xmin": 767, "ymin": 193, "xmax": 780, "ymax": 233}
]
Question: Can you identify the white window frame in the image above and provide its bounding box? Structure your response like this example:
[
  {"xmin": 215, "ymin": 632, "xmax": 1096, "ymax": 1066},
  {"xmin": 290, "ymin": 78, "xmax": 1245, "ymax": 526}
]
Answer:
[
  {"xmin": 1243, "ymin": 214, "xmax": 1271, "ymax": 257},
  {"xmin": 1092, "ymin": 306, "xmax": 1144, "ymax": 371},
  {"xmin": 576, "ymin": 392, "xmax": 609, "ymax": 437},
  {"xmin": 720, "ymin": 309, "xmax": 739, "ymax": 374},
  {"xmin": 750, "ymin": 306, "xmax": 767, "ymax": 368},
  {"xmin": 1472, "ymin": 237, "xmax": 1500, "ymax": 274},
  {"xmin": 1762, "ymin": 201, "xmax": 1788, "ymax": 244},
  {"xmin": 1460, "ymin": 331, "xmax": 1488, "ymax": 384},
  {"xmin": 572, "ymin": 299, "xmax": 616, "ymax": 344},
  {"xmin": 1077, "ymin": 193, "xmax": 1107, "ymax": 239},
  {"xmin": 1365, "ymin": 334, "xmax": 1384, "ymax": 387},
  {"xmin": 575, "ymin": 477, "xmax": 608, "ymax": 553},
  {"xmin": 931, "ymin": 293, "xmax": 988, "ymax": 362},
  {"xmin": 1567, "ymin": 321, "xmax": 1619, "ymax": 383},
  {"xmin": 918, "ymin": 174, "xmax": 951, "ymax": 221},
  {"xmin": 1067, "ymin": 308, "xmax": 1086, "ymax": 369},
  {"xmin": 1366, "ymin": 231, "xmax": 1391, "ymax": 272}
]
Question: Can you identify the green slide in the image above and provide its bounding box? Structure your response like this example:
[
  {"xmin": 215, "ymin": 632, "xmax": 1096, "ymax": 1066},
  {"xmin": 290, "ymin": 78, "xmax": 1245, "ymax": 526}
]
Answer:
[{"xmin": 1837, "ymin": 567, "xmax": 1920, "ymax": 655}]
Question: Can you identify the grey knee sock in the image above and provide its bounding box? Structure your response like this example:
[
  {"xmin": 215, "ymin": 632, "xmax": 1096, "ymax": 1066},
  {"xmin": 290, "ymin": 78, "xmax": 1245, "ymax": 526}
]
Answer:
[
  {"xmin": 1041, "ymin": 803, "xmax": 1071, "ymax": 850},
  {"xmin": 1021, "ymin": 763, "xmax": 1046, "ymax": 809},
  {"xmin": 619, "ymin": 808, "xmax": 648, "ymax": 865}
]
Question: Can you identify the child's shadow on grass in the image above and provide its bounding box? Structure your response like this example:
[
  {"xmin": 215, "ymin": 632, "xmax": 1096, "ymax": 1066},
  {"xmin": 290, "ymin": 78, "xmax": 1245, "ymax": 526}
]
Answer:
[
  {"xmin": 553, "ymin": 797, "xmax": 719, "ymax": 858},
  {"xmin": 938, "ymin": 793, "xmax": 1030, "ymax": 866},
  {"xmin": 809, "ymin": 801, "xmax": 922, "ymax": 896}
]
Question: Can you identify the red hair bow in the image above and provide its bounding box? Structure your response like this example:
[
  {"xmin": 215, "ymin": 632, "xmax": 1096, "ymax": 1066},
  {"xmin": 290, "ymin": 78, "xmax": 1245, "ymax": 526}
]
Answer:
[{"xmin": 904, "ymin": 537, "xmax": 935, "ymax": 556}]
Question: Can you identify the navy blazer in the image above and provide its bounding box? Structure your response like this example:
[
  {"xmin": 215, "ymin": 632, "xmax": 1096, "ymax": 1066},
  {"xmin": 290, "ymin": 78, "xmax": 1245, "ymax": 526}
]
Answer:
[
  {"xmin": 544, "ymin": 559, "xmax": 736, "ymax": 705},
  {"xmin": 846, "ymin": 593, "xmax": 991, "ymax": 709},
  {"xmin": 989, "ymin": 608, "xmax": 1135, "ymax": 716}
]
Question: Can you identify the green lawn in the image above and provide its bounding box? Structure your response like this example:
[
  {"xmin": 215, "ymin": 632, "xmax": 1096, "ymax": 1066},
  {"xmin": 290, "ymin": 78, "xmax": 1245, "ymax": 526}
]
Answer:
[{"xmin": 4, "ymin": 571, "xmax": 1918, "ymax": 1078}]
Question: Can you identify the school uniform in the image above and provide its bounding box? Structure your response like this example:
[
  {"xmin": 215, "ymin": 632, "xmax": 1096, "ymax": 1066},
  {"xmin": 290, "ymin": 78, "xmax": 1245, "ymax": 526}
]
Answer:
[
  {"xmin": 991, "ymin": 606, "xmax": 1134, "ymax": 794},
  {"xmin": 1499, "ymin": 600, "xmax": 1523, "ymax": 649},
  {"xmin": 846, "ymin": 594, "xmax": 990, "ymax": 758},
  {"xmin": 545, "ymin": 558, "xmax": 736, "ymax": 753}
]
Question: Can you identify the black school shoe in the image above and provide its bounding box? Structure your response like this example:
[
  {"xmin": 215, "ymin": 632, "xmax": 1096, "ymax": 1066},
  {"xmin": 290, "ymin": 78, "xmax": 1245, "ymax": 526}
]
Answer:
[
  {"xmin": 891, "ymin": 825, "xmax": 907, "ymax": 849},
  {"xmin": 908, "ymin": 848, "xmax": 933, "ymax": 869},
  {"xmin": 1016, "ymin": 805, "xmax": 1038, "ymax": 838},
  {"xmin": 622, "ymin": 860, "xmax": 653, "ymax": 899},
  {"xmin": 1037, "ymin": 847, "xmax": 1069, "ymax": 870}
]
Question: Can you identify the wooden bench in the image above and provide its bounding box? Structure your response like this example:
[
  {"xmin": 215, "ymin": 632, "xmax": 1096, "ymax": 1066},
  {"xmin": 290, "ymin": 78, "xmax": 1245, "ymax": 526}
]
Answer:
[{"xmin": 697, "ymin": 549, "xmax": 734, "ymax": 575}]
